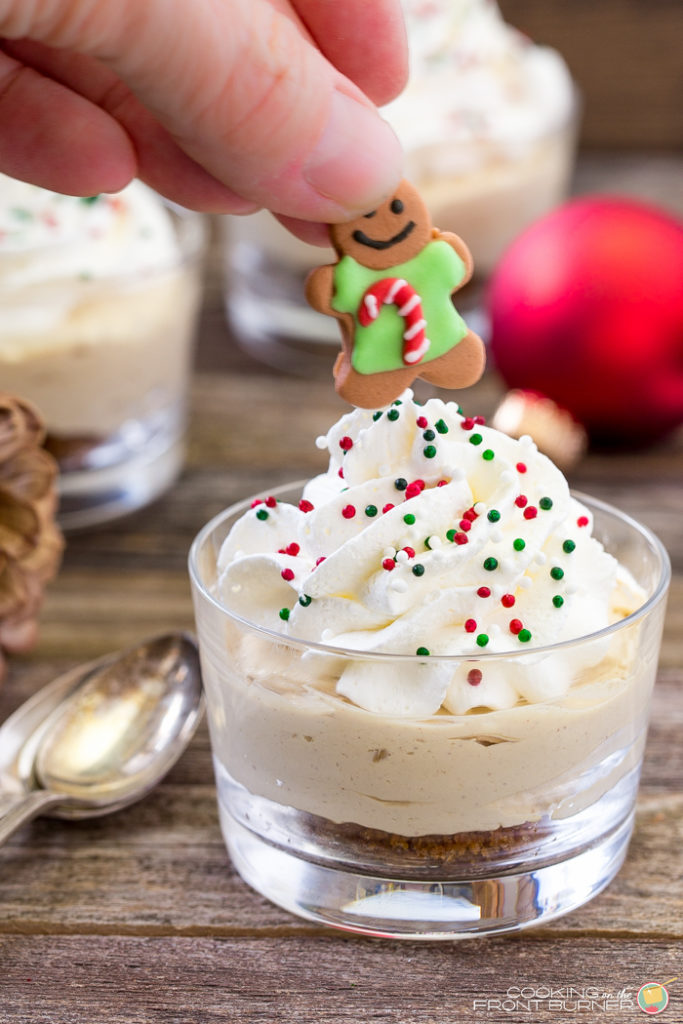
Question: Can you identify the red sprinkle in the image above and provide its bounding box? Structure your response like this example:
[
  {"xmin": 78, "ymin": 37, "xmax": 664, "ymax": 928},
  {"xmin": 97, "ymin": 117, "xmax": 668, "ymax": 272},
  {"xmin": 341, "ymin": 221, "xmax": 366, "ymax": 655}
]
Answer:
[
  {"xmin": 467, "ymin": 669, "xmax": 483, "ymax": 687},
  {"xmin": 405, "ymin": 478, "xmax": 425, "ymax": 500},
  {"xmin": 454, "ymin": 532, "xmax": 469, "ymax": 545},
  {"xmin": 342, "ymin": 504, "xmax": 356, "ymax": 519},
  {"xmin": 382, "ymin": 558, "xmax": 396, "ymax": 571},
  {"xmin": 460, "ymin": 417, "xmax": 475, "ymax": 431},
  {"xmin": 462, "ymin": 507, "xmax": 478, "ymax": 521},
  {"xmin": 339, "ymin": 436, "xmax": 353, "ymax": 450},
  {"xmin": 251, "ymin": 499, "xmax": 264, "ymax": 508},
  {"xmin": 338, "ymin": 467, "xmax": 344, "ymax": 479},
  {"xmin": 474, "ymin": 415, "xmax": 486, "ymax": 425},
  {"xmin": 516, "ymin": 463, "xmax": 528, "ymax": 474},
  {"xmin": 299, "ymin": 499, "xmax": 314, "ymax": 513},
  {"xmin": 265, "ymin": 496, "xmax": 277, "ymax": 508},
  {"xmin": 477, "ymin": 586, "xmax": 491, "ymax": 598},
  {"xmin": 402, "ymin": 546, "xmax": 416, "ymax": 558},
  {"xmin": 577, "ymin": 515, "xmax": 589, "ymax": 527},
  {"xmin": 515, "ymin": 495, "xmax": 528, "ymax": 508},
  {"xmin": 459, "ymin": 519, "xmax": 471, "ymax": 532},
  {"xmin": 315, "ymin": 556, "xmax": 326, "ymax": 566},
  {"xmin": 523, "ymin": 506, "xmax": 538, "ymax": 520},
  {"xmin": 509, "ymin": 618, "xmax": 523, "ymax": 635},
  {"xmin": 465, "ymin": 618, "xmax": 477, "ymax": 633},
  {"xmin": 416, "ymin": 415, "xmax": 428, "ymax": 428},
  {"xmin": 382, "ymin": 503, "xmax": 395, "ymax": 514},
  {"xmin": 281, "ymin": 568, "xmax": 295, "ymax": 581},
  {"xmin": 278, "ymin": 542, "xmax": 300, "ymax": 556},
  {"xmin": 437, "ymin": 479, "xmax": 449, "ymax": 487},
  {"xmin": 501, "ymin": 593, "xmax": 516, "ymax": 608}
]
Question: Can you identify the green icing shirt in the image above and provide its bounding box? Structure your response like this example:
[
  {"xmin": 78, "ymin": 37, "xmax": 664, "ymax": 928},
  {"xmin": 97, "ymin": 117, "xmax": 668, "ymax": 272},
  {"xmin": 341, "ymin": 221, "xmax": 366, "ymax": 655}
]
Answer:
[{"xmin": 331, "ymin": 239, "xmax": 468, "ymax": 375}]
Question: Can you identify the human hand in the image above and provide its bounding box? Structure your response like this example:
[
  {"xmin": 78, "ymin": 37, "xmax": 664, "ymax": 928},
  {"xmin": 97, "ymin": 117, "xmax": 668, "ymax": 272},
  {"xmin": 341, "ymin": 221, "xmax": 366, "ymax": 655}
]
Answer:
[{"xmin": 0, "ymin": 0, "xmax": 407, "ymax": 239}]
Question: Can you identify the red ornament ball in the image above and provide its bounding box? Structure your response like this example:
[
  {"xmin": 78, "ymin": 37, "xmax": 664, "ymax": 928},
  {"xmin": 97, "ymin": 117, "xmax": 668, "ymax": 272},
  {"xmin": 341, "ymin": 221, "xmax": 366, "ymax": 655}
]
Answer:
[{"xmin": 488, "ymin": 196, "xmax": 683, "ymax": 444}]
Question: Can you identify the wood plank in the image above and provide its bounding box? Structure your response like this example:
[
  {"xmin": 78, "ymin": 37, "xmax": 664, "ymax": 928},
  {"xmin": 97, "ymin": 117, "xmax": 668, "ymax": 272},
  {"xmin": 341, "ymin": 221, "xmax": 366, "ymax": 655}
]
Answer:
[
  {"xmin": 498, "ymin": 0, "xmax": 683, "ymax": 147},
  {"xmin": 0, "ymin": 934, "xmax": 681, "ymax": 1024}
]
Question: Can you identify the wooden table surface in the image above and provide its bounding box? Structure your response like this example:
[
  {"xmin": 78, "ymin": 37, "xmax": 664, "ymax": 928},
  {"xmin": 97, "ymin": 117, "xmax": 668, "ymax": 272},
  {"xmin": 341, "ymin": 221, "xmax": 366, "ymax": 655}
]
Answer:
[{"xmin": 1, "ymin": 153, "xmax": 682, "ymax": 1024}]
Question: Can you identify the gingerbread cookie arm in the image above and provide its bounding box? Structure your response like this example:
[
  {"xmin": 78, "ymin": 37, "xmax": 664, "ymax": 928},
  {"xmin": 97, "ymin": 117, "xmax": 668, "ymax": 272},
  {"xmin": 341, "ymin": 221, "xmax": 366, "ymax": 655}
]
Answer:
[
  {"xmin": 305, "ymin": 263, "xmax": 337, "ymax": 317},
  {"xmin": 432, "ymin": 229, "xmax": 475, "ymax": 289}
]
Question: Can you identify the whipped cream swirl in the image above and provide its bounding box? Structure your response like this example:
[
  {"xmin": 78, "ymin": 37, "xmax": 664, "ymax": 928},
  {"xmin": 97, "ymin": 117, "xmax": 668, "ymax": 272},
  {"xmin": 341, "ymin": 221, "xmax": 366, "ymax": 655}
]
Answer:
[{"xmin": 216, "ymin": 393, "xmax": 642, "ymax": 718}]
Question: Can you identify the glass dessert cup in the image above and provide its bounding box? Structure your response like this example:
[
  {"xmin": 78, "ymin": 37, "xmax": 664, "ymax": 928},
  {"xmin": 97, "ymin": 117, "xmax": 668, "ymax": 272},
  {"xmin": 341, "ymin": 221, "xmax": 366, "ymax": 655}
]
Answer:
[
  {"xmin": 0, "ymin": 204, "xmax": 206, "ymax": 530},
  {"xmin": 189, "ymin": 484, "xmax": 669, "ymax": 939}
]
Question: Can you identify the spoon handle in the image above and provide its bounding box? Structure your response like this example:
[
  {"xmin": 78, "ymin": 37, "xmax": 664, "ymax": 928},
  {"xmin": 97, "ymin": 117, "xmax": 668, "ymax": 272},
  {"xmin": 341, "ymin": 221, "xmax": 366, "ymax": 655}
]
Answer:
[{"xmin": 0, "ymin": 791, "xmax": 67, "ymax": 845}]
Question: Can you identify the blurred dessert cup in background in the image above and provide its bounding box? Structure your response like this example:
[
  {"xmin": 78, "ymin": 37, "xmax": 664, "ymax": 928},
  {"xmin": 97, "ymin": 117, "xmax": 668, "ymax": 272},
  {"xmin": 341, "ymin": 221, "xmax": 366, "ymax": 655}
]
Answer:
[
  {"xmin": 0, "ymin": 175, "xmax": 205, "ymax": 530},
  {"xmin": 222, "ymin": 0, "xmax": 578, "ymax": 372}
]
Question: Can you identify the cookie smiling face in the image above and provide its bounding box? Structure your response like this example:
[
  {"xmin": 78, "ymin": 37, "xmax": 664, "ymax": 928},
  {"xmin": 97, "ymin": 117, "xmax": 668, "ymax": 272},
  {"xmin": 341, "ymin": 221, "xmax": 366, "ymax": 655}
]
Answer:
[{"xmin": 330, "ymin": 180, "xmax": 433, "ymax": 270}]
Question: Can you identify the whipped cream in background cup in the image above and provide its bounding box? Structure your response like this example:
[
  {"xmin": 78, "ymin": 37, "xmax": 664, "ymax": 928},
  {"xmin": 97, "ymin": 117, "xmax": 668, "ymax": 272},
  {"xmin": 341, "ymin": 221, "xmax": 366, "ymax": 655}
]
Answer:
[
  {"xmin": 0, "ymin": 175, "xmax": 206, "ymax": 530},
  {"xmin": 222, "ymin": 0, "xmax": 578, "ymax": 372},
  {"xmin": 189, "ymin": 393, "xmax": 669, "ymax": 938}
]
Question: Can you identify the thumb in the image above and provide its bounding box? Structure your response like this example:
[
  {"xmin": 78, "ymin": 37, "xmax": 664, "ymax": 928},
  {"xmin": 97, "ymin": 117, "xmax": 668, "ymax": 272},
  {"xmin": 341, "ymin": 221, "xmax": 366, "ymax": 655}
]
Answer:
[{"xmin": 5, "ymin": 0, "xmax": 404, "ymax": 221}]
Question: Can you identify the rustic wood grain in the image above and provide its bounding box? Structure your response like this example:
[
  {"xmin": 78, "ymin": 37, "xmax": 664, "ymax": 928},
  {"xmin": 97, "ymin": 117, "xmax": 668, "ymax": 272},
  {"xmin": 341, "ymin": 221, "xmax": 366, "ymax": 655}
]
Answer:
[
  {"xmin": 499, "ymin": 0, "xmax": 683, "ymax": 148},
  {"xmin": 1, "ymin": 153, "xmax": 682, "ymax": 1023}
]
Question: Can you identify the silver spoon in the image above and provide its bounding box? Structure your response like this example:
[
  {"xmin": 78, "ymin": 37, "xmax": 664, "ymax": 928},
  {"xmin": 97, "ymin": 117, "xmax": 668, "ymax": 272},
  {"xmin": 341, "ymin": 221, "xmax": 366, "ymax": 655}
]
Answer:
[{"xmin": 0, "ymin": 633, "xmax": 203, "ymax": 844}]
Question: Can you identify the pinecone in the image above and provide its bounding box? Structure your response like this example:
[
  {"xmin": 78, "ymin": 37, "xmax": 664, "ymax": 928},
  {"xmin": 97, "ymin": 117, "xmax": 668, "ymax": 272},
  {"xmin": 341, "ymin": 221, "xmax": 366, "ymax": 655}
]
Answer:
[{"xmin": 0, "ymin": 394, "xmax": 64, "ymax": 683}]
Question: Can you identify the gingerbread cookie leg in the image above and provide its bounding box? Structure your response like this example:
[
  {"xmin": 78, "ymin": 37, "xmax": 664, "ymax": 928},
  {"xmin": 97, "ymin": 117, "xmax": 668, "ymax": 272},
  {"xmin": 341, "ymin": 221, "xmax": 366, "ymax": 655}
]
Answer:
[
  {"xmin": 418, "ymin": 330, "xmax": 486, "ymax": 389},
  {"xmin": 334, "ymin": 354, "xmax": 417, "ymax": 409}
]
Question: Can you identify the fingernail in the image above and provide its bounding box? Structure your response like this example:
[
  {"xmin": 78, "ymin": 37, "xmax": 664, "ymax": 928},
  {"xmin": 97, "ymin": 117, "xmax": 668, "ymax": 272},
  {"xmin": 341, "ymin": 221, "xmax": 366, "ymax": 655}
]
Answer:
[{"xmin": 304, "ymin": 90, "xmax": 403, "ymax": 213}]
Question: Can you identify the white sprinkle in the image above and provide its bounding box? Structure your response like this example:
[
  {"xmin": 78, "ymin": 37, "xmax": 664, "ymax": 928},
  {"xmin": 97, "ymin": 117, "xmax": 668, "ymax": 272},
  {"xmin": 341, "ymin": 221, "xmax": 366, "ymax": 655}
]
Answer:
[
  {"xmin": 473, "ymin": 501, "xmax": 486, "ymax": 515},
  {"xmin": 519, "ymin": 576, "xmax": 533, "ymax": 589},
  {"xmin": 534, "ymin": 552, "xmax": 547, "ymax": 565},
  {"xmin": 501, "ymin": 471, "xmax": 515, "ymax": 484},
  {"xmin": 390, "ymin": 579, "xmax": 409, "ymax": 593},
  {"xmin": 499, "ymin": 558, "xmax": 514, "ymax": 574},
  {"xmin": 426, "ymin": 535, "xmax": 442, "ymax": 549},
  {"xmin": 449, "ymin": 467, "xmax": 465, "ymax": 481},
  {"xmin": 315, "ymin": 435, "xmax": 328, "ymax": 449},
  {"xmin": 490, "ymin": 529, "xmax": 503, "ymax": 543},
  {"xmin": 566, "ymin": 583, "xmax": 578, "ymax": 595},
  {"xmin": 383, "ymin": 546, "xmax": 397, "ymax": 559},
  {"xmin": 321, "ymin": 629, "xmax": 333, "ymax": 642},
  {"xmin": 395, "ymin": 550, "xmax": 409, "ymax": 564}
]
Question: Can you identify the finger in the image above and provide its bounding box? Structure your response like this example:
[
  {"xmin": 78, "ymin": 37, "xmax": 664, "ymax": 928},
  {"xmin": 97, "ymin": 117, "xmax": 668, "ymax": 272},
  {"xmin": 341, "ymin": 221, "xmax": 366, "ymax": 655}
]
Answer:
[
  {"xmin": 0, "ymin": 47, "xmax": 135, "ymax": 194},
  {"xmin": 1, "ymin": 40, "xmax": 259, "ymax": 213},
  {"xmin": 3, "ymin": 0, "xmax": 404, "ymax": 222},
  {"xmin": 291, "ymin": 0, "xmax": 408, "ymax": 107},
  {"xmin": 275, "ymin": 214, "xmax": 331, "ymax": 247}
]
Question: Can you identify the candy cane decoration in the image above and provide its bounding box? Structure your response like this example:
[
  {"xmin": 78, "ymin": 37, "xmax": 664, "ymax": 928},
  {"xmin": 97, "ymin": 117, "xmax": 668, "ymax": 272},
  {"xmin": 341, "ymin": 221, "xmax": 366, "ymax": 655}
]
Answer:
[{"xmin": 358, "ymin": 278, "xmax": 430, "ymax": 365}]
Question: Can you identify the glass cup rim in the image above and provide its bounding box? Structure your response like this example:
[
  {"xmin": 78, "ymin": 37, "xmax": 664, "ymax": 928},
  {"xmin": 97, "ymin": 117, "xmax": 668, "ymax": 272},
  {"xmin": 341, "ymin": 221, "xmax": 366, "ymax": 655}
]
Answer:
[{"xmin": 188, "ymin": 481, "xmax": 671, "ymax": 665}]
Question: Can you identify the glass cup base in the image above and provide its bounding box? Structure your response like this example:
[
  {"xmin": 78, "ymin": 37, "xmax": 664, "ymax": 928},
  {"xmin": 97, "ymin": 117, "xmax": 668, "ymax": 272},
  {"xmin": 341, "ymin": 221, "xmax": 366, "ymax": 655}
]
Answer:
[
  {"xmin": 56, "ymin": 417, "xmax": 185, "ymax": 530},
  {"xmin": 223, "ymin": 805, "xmax": 633, "ymax": 939}
]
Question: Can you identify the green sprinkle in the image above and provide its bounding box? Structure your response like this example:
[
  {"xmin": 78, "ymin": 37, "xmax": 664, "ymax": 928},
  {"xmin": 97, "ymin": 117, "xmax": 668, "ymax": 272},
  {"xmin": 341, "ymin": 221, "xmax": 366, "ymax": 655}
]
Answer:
[
  {"xmin": 365, "ymin": 504, "xmax": 378, "ymax": 517},
  {"xmin": 394, "ymin": 478, "xmax": 408, "ymax": 491},
  {"xmin": 563, "ymin": 539, "xmax": 576, "ymax": 553},
  {"xmin": 387, "ymin": 408, "xmax": 400, "ymax": 421},
  {"xmin": 550, "ymin": 566, "xmax": 565, "ymax": 581},
  {"xmin": 412, "ymin": 564, "xmax": 425, "ymax": 577},
  {"xmin": 373, "ymin": 411, "xmax": 383, "ymax": 421},
  {"xmin": 483, "ymin": 557, "xmax": 498, "ymax": 571},
  {"xmin": 476, "ymin": 634, "xmax": 489, "ymax": 648},
  {"xmin": 518, "ymin": 628, "xmax": 532, "ymax": 643},
  {"xmin": 279, "ymin": 608, "xmax": 290, "ymax": 621},
  {"xmin": 513, "ymin": 538, "xmax": 526, "ymax": 551},
  {"xmin": 403, "ymin": 513, "xmax": 416, "ymax": 525},
  {"xmin": 416, "ymin": 646, "xmax": 430, "ymax": 657},
  {"xmin": 552, "ymin": 595, "xmax": 565, "ymax": 608},
  {"xmin": 393, "ymin": 399, "xmax": 403, "ymax": 406},
  {"xmin": 299, "ymin": 594, "xmax": 312, "ymax": 607},
  {"xmin": 539, "ymin": 497, "xmax": 553, "ymax": 510},
  {"xmin": 487, "ymin": 510, "xmax": 501, "ymax": 523},
  {"xmin": 255, "ymin": 508, "xmax": 269, "ymax": 521},
  {"xmin": 435, "ymin": 419, "xmax": 449, "ymax": 434},
  {"xmin": 423, "ymin": 429, "xmax": 435, "ymax": 441},
  {"xmin": 424, "ymin": 537, "xmax": 433, "ymax": 549},
  {"xmin": 79, "ymin": 195, "xmax": 100, "ymax": 204},
  {"xmin": 469, "ymin": 433, "xmax": 483, "ymax": 446},
  {"xmin": 423, "ymin": 445, "xmax": 437, "ymax": 459},
  {"xmin": 10, "ymin": 207, "xmax": 32, "ymax": 220},
  {"xmin": 446, "ymin": 529, "xmax": 457, "ymax": 542},
  {"xmin": 482, "ymin": 449, "xmax": 495, "ymax": 461}
]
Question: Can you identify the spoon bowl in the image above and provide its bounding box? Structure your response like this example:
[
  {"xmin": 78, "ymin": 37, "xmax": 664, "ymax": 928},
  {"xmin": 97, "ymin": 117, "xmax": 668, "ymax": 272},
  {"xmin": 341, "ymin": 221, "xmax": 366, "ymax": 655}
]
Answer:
[{"xmin": 0, "ymin": 633, "xmax": 204, "ymax": 840}]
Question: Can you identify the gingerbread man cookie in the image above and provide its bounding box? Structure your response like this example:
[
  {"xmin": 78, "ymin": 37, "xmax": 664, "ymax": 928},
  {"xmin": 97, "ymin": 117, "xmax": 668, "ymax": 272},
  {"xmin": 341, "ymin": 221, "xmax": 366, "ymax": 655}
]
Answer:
[{"xmin": 306, "ymin": 180, "xmax": 486, "ymax": 408}]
